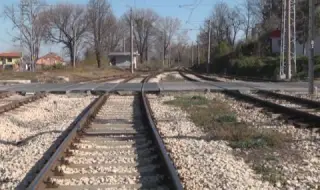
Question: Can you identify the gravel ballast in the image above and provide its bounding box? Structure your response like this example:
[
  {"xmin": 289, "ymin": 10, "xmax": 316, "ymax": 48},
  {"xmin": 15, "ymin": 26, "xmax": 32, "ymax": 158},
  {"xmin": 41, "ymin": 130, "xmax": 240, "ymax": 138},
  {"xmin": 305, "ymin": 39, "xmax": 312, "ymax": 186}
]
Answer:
[
  {"xmin": 207, "ymin": 93, "xmax": 320, "ymax": 189},
  {"xmin": 0, "ymin": 94, "xmax": 27, "ymax": 107},
  {"xmin": 148, "ymin": 72, "xmax": 185, "ymax": 83},
  {"xmin": 277, "ymin": 91, "xmax": 320, "ymax": 102},
  {"xmin": 147, "ymin": 94, "xmax": 275, "ymax": 190},
  {"xmin": 53, "ymin": 95, "xmax": 164, "ymax": 188},
  {"xmin": 0, "ymin": 94, "xmax": 95, "ymax": 189}
]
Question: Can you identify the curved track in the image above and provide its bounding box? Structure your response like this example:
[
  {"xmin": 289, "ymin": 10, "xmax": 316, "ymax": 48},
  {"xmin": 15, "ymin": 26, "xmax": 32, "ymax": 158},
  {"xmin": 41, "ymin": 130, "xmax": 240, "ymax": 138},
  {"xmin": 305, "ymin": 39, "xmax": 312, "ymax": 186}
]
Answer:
[
  {"xmin": 23, "ymin": 75, "xmax": 182, "ymax": 190},
  {"xmin": 180, "ymin": 70, "xmax": 320, "ymax": 128}
]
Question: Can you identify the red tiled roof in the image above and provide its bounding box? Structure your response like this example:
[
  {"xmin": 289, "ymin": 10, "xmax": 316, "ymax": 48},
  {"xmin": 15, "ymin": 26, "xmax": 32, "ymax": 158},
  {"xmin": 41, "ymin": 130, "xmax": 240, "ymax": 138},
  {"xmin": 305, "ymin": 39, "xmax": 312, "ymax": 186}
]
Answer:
[
  {"xmin": 36, "ymin": 52, "xmax": 64, "ymax": 65},
  {"xmin": 39, "ymin": 52, "xmax": 64, "ymax": 62},
  {"xmin": 0, "ymin": 52, "xmax": 22, "ymax": 58},
  {"xmin": 270, "ymin": 29, "xmax": 281, "ymax": 38}
]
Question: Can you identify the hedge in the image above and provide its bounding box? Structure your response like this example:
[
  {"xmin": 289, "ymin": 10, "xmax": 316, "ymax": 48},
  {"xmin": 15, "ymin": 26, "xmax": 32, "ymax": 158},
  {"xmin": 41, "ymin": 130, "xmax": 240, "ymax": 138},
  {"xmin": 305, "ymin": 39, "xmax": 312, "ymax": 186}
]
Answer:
[{"xmin": 192, "ymin": 55, "xmax": 320, "ymax": 80}]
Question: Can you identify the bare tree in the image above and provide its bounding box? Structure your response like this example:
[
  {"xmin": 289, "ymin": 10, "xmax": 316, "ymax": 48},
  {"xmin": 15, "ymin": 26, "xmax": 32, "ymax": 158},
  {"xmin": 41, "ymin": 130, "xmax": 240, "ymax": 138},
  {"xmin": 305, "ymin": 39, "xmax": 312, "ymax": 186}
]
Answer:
[
  {"xmin": 4, "ymin": 0, "xmax": 46, "ymax": 70},
  {"xmin": 228, "ymin": 7, "xmax": 244, "ymax": 46},
  {"xmin": 296, "ymin": 1, "xmax": 309, "ymax": 55},
  {"xmin": 87, "ymin": 0, "xmax": 115, "ymax": 68},
  {"xmin": 241, "ymin": 0, "xmax": 257, "ymax": 40},
  {"xmin": 42, "ymin": 4, "xmax": 88, "ymax": 67},
  {"xmin": 156, "ymin": 16, "xmax": 181, "ymax": 63},
  {"xmin": 123, "ymin": 8, "xmax": 159, "ymax": 63},
  {"xmin": 260, "ymin": 0, "xmax": 281, "ymax": 31},
  {"xmin": 171, "ymin": 31, "xmax": 190, "ymax": 65},
  {"xmin": 105, "ymin": 19, "xmax": 124, "ymax": 52}
]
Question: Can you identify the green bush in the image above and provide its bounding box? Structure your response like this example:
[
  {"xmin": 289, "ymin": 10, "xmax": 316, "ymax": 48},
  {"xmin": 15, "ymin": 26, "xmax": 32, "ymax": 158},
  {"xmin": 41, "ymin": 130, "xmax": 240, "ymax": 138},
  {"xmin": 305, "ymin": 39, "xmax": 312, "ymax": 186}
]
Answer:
[
  {"xmin": 191, "ymin": 48, "xmax": 320, "ymax": 79},
  {"xmin": 215, "ymin": 41, "xmax": 231, "ymax": 57},
  {"xmin": 314, "ymin": 64, "xmax": 320, "ymax": 78}
]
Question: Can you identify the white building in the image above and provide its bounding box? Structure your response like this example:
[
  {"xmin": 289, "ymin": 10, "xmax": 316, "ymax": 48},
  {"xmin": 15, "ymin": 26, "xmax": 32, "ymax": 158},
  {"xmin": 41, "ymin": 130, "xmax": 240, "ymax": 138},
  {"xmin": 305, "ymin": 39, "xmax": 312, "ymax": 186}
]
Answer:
[
  {"xmin": 108, "ymin": 52, "xmax": 139, "ymax": 69},
  {"xmin": 270, "ymin": 29, "xmax": 320, "ymax": 56}
]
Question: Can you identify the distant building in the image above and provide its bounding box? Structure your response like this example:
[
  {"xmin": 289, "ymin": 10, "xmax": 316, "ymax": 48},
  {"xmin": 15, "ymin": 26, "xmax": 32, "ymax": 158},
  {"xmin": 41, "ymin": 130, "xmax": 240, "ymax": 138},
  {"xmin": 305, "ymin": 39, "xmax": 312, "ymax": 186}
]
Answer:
[
  {"xmin": 270, "ymin": 29, "xmax": 281, "ymax": 54},
  {"xmin": 108, "ymin": 52, "xmax": 139, "ymax": 68},
  {"xmin": 269, "ymin": 29, "xmax": 320, "ymax": 56},
  {"xmin": 0, "ymin": 52, "xmax": 22, "ymax": 70},
  {"xmin": 36, "ymin": 52, "xmax": 65, "ymax": 66}
]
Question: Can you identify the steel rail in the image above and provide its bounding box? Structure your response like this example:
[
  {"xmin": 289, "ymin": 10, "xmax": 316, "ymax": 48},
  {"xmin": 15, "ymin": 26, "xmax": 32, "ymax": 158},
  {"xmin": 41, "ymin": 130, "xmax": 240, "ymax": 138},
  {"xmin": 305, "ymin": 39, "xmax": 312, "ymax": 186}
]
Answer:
[
  {"xmin": 141, "ymin": 73, "xmax": 184, "ymax": 190},
  {"xmin": 179, "ymin": 71, "xmax": 320, "ymax": 126},
  {"xmin": 25, "ymin": 94, "xmax": 107, "ymax": 190},
  {"xmin": 256, "ymin": 90, "xmax": 320, "ymax": 108},
  {"xmin": 183, "ymin": 69, "xmax": 320, "ymax": 108},
  {"xmin": 186, "ymin": 67, "xmax": 279, "ymax": 82},
  {"xmin": 0, "ymin": 92, "xmax": 14, "ymax": 99},
  {"xmin": 24, "ymin": 76, "xmax": 137, "ymax": 190},
  {"xmin": 0, "ymin": 93, "xmax": 46, "ymax": 114},
  {"xmin": 25, "ymin": 74, "xmax": 183, "ymax": 189},
  {"xmin": 77, "ymin": 73, "xmax": 134, "ymax": 83}
]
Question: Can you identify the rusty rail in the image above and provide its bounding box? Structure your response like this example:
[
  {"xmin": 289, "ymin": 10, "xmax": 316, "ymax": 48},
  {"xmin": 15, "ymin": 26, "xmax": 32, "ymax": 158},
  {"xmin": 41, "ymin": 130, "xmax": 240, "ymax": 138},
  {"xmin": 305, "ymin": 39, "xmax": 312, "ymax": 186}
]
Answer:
[{"xmin": 0, "ymin": 93, "xmax": 46, "ymax": 114}]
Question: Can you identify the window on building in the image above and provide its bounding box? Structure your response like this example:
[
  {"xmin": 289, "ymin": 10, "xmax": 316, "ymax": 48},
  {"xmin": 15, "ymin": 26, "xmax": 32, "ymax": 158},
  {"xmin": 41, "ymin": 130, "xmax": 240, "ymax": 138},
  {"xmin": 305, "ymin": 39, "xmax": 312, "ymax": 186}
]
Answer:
[{"xmin": 7, "ymin": 58, "xmax": 12, "ymax": 62}]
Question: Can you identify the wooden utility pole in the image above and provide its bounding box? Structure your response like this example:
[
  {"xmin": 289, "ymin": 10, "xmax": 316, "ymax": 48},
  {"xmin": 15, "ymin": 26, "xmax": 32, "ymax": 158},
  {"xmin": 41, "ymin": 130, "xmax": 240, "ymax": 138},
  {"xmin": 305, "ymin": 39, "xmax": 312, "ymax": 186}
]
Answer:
[
  {"xmin": 162, "ymin": 31, "xmax": 165, "ymax": 67},
  {"xmin": 123, "ymin": 37, "xmax": 126, "ymax": 52},
  {"xmin": 191, "ymin": 41, "xmax": 194, "ymax": 66},
  {"xmin": 207, "ymin": 20, "xmax": 211, "ymax": 74},
  {"xmin": 130, "ymin": 8, "xmax": 134, "ymax": 73},
  {"xmin": 197, "ymin": 40, "xmax": 200, "ymax": 65}
]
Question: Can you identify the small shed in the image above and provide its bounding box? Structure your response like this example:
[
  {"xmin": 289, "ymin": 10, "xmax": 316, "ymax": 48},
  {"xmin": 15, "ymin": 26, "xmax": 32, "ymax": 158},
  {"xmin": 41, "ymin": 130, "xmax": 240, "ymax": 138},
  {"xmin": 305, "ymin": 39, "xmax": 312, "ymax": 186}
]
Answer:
[{"xmin": 108, "ymin": 52, "xmax": 139, "ymax": 68}]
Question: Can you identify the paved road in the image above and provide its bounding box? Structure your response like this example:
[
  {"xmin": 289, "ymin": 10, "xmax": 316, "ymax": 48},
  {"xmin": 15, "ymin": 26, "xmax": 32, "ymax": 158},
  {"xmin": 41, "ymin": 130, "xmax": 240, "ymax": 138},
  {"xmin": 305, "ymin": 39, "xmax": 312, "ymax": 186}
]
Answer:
[{"xmin": 0, "ymin": 81, "xmax": 314, "ymax": 93}]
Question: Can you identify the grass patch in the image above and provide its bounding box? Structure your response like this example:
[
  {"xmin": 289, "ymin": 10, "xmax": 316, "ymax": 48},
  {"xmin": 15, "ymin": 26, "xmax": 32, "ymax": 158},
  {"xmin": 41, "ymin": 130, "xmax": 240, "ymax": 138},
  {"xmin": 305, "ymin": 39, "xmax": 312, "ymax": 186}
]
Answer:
[
  {"xmin": 165, "ymin": 95, "xmax": 208, "ymax": 108},
  {"xmin": 165, "ymin": 95, "xmax": 287, "ymax": 149},
  {"xmin": 253, "ymin": 164, "xmax": 285, "ymax": 184},
  {"xmin": 165, "ymin": 94, "xmax": 294, "ymax": 185}
]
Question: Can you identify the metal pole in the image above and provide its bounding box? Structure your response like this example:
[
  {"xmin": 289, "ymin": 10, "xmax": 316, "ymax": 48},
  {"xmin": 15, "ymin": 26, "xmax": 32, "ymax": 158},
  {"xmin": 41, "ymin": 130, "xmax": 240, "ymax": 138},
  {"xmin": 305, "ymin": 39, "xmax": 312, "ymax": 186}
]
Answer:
[
  {"xmin": 207, "ymin": 20, "xmax": 211, "ymax": 74},
  {"xmin": 308, "ymin": 0, "xmax": 314, "ymax": 94},
  {"xmin": 280, "ymin": 0, "xmax": 286, "ymax": 78},
  {"xmin": 168, "ymin": 46, "xmax": 171, "ymax": 67},
  {"xmin": 162, "ymin": 31, "xmax": 165, "ymax": 67},
  {"xmin": 130, "ymin": 7, "xmax": 134, "ymax": 73},
  {"xmin": 286, "ymin": 0, "xmax": 292, "ymax": 79},
  {"xmin": 197, "ymin": 40, "xmax": 200, "ymax": 65},
  {"xmin": 123, "ymin": 37, "xmax": 126, "ymax": 52},
  {"xmin": 20, "ymin": 2, "xmax": 24, "ymax": 71},
  {"xmin": 30, "ymin": 1, "xmax": 34, "ymax": 72},
  {"xmin": 191, "ymin": 41, "xmax": 194, "ymax": 66}
]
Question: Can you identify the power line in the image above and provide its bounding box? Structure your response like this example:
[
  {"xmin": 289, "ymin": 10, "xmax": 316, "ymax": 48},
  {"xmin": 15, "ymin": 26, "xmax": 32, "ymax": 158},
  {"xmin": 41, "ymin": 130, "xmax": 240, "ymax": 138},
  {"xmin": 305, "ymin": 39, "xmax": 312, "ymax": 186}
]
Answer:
[{"xmin": 188, "ymin": 0, "xmax": 203, "ymax": 23}]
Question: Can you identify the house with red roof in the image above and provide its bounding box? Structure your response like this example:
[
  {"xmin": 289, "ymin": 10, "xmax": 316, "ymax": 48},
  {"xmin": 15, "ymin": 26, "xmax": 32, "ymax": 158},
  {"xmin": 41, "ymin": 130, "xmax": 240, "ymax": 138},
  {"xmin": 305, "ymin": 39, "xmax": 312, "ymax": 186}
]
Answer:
[
  {"xmin": 0, "ymin": 52, "xmax": 22, "ymax": 70},
  {"xmin": 36, "ymin": 52, "xmax": 65, "ymax": 66}
]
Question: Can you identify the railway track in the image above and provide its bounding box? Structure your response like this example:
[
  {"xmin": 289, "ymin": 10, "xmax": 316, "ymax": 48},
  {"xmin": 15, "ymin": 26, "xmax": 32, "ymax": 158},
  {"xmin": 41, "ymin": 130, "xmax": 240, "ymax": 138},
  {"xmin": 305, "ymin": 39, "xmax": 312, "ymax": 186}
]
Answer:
[
  {"xmin": 180, "ymin": 70, "xmax": 320, "ymax": 128},
  {"xmin": 0, "ymin": 92, "xmax": 13, "ymax": 99},
  {"xmin": 80, "ymin": 73, "xmax": 136, "ymax": 83},
  {"xmin": 0, "ymin": 92, "xmax": 46, "ymax": 114},
  {"xmin": 0, "ymin": 75, "xmax": 136, "ymax": 114},
  {"xmin": 23, "ymin": 75, "xmax": 182, "ymax": 190}
]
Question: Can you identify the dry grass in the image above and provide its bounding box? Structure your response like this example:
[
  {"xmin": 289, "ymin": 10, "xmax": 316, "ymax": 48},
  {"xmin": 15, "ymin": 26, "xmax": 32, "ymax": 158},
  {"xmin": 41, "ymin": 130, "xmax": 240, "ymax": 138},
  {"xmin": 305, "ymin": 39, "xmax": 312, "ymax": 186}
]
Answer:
[
  {"xmin": 164, "ymin": 95, "xmax": 288, "ymax": 149},
  {"xmin": 0, "ymin": 64, "xmax": 129, "ymax": 82},
  {"xmin": 164, "ymin": 94, "xmax": 295, "ymax": 185}
]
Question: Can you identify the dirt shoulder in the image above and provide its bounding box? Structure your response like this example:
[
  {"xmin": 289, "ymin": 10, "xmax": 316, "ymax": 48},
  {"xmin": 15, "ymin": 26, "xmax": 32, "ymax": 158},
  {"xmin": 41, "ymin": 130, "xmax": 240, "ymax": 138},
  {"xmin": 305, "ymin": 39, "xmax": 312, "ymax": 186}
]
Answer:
[{"xmin": 0, "ymin": 66, "xmax": 130, "ymax": 83}]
